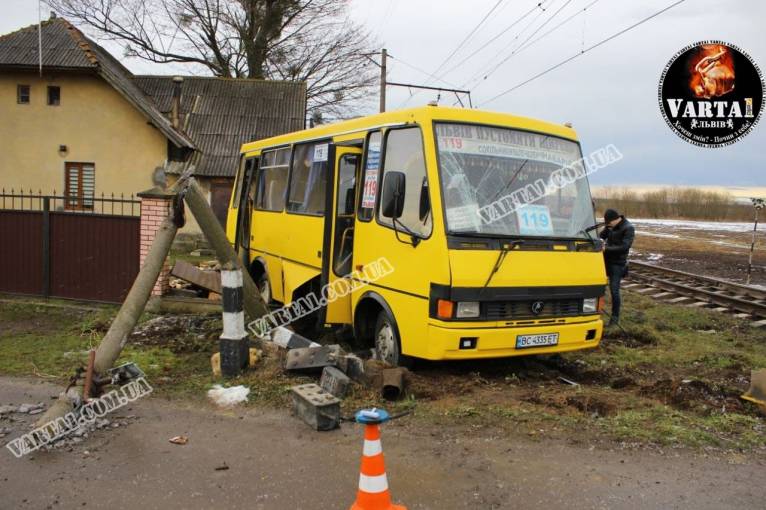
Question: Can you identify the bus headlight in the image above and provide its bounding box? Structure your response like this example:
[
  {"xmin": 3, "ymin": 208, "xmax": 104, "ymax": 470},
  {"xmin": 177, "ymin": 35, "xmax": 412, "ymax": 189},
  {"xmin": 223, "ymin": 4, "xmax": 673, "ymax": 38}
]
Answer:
[
  {"xmin": 583, "ymin": 298, "xmax": 598, "ymax": 313},
  {"xmin": 456, "ymin": 301, "xmax": 480, "ymax": 318}
]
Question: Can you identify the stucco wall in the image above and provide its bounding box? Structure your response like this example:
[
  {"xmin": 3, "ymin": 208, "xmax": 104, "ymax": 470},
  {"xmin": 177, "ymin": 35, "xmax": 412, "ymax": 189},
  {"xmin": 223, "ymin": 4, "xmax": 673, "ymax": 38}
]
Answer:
[{"xmin": 0, "ymin": 71, "xmax": 167, "ymax": 202}]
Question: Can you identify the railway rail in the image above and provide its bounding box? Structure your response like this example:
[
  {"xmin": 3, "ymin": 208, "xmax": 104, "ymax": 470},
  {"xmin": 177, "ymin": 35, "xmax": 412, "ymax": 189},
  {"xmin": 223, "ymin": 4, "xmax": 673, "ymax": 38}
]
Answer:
[{"xmin": 624, "ymin": 260, "xmax": 766, "ymax": 326}]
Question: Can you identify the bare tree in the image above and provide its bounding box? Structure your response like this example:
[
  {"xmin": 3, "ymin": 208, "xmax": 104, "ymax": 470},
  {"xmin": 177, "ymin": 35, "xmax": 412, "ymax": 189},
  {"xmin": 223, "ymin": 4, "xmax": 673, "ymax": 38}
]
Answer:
[{"xmin": 46, "ymin": 0, "xmax": 378, "ymax": 115}]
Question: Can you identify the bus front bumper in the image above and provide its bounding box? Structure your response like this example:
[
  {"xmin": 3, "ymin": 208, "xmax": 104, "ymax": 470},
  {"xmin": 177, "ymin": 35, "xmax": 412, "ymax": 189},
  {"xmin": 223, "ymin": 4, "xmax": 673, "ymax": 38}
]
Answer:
[{"xmin": 423, "ymin": 318, "xmax": 603, "ymax": 360}]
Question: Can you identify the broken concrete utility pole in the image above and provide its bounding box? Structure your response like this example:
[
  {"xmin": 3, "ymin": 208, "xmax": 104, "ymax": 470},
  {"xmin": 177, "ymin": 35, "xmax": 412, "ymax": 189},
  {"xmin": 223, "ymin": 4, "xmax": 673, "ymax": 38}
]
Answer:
[
  {"xmin": 183, "ymin": 177, "xmax": 269, "ymax": 321},
  {"xmin": 36, "ymin": 209, "xmax": 180, "ymax": 426},
  {"xmin": 36, "ymin": 172, "xmax": 271, "ymax": 427}
]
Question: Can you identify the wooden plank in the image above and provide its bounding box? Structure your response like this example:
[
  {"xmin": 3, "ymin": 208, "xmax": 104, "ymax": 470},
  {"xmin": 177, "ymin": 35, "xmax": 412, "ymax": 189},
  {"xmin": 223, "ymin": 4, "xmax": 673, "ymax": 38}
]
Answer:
[{"xmin": 171, "ymin": 259, "xmax": 222, "ymax": 294}]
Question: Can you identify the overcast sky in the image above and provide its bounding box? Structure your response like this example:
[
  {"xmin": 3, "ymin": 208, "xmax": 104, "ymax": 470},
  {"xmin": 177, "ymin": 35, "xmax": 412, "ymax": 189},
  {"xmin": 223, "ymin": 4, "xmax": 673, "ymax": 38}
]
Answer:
[{"xmin": 3, "ymin": 0, "xmax": 764, "ymax": 187}]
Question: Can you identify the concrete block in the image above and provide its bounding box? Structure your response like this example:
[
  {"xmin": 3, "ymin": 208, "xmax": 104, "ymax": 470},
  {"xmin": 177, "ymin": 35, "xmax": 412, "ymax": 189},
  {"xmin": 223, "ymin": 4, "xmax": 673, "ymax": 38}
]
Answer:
[
  {"xmin": 290, "ymin": 384, "xmax": 340, "ymax": 431},
  {"xmin": 284, "ymin": 345, "xmax": 341, "ymax": 371},
  {"xmin": 320, "ymin": 366, "xmax": 351, "ymax": 398},
  {"xmin": 337, "ymin": 353, "xmax": 365, "ymax": 382}
]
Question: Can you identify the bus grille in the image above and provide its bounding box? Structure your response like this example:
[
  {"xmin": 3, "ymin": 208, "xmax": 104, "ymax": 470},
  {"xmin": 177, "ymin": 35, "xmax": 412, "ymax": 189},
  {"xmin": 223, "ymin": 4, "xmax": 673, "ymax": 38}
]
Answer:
[{"xmin": 484, "ymin": 299, "xmax": 582, "ymax": 320}]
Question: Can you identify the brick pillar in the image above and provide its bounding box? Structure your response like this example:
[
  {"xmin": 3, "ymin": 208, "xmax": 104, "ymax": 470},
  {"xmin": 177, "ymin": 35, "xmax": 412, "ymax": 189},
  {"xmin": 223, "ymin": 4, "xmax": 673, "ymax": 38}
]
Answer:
[{"xmin": 137, "ymin": 187, "xmax": 175, "ymax": 297}]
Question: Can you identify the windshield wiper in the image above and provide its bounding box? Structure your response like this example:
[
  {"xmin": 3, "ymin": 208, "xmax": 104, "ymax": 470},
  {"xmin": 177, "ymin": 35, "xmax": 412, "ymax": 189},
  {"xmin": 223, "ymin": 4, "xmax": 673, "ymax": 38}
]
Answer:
[{"xmin": 479, "ymin": 240, "xmax": 524, "ymax": 296}]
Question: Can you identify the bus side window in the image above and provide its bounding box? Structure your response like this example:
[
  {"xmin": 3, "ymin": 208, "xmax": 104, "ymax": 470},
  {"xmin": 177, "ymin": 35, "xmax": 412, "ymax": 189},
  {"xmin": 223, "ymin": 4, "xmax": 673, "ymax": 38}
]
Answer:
[
  {"xmin": 378, "ymin": 127, "xmax": 432, "ymax": 237},
  {"xmin": 255, "ymin": 147, "xmax": 290, "ymax": 211},
  {"xmin": 287, "ymin": 142, "xmax": 329, "ymax": 216},
  {"xmin": 358, "ymin": 131, "xmax": 382, "ymax": 222}
]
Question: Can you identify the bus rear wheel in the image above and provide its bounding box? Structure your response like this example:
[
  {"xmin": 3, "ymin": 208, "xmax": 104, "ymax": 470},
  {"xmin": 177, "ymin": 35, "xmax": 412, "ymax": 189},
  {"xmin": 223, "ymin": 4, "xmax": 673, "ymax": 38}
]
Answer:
[
  {"xmin": 256, "ymin": 273, "xmax": 271, "ymax": 305},
  {"xmin": 374, "ymin": 312, "xmax": 413, "ymax": 368}
]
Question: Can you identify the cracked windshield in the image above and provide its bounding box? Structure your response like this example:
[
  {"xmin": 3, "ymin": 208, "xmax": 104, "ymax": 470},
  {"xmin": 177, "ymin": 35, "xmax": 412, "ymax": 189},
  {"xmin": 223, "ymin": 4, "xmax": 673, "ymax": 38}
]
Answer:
[{"xmin": 435, "ymin": 123, "xmax": 595, "ymax": 238}]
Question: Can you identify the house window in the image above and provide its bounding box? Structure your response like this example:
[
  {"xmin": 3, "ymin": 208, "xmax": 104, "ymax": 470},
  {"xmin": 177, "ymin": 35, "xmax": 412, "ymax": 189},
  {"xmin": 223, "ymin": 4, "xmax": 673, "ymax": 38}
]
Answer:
[
  {"xmin": 47, "ymin": 86, "xmax": 61, "ymax": 106},
  {"xmin": 65, "ymin": 162, "xmax": 95, "ymax": 210},
  {"xmin": 17, "ymin": 85, "xmax": 30, "ymax": 104},
  {"xmin": 287, "ymin": 142, "xmax": 328, "ymax": 216},
  {"xmin": 255, "ymin": 147, "xmax": 289, "ymax": 211}
]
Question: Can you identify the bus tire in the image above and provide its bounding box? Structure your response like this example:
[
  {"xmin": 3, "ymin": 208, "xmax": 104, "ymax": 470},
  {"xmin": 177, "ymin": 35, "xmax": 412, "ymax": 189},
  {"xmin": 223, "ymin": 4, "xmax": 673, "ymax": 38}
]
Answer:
[
  {"xmin": 254, "ymin": 270, "xmax": 271, "ymax": 305},
  {"xmin": 374, "ymin": 311, "xmax": 414, "ymax": 369}
]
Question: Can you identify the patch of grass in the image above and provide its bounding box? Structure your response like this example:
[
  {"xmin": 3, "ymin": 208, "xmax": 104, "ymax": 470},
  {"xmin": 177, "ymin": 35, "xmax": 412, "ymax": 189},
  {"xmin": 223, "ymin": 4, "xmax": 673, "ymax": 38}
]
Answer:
[{"xmin": 601, "ymin": 405, "xmax": 764, "ymax": 449}]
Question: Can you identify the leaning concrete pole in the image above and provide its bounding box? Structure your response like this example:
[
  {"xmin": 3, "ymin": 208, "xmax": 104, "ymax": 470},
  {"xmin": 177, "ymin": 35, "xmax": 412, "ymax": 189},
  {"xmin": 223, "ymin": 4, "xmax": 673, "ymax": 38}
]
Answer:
[
  {"xmin": 183, "ymin": 177, "xmax": 270, "ymax": 320},
  {"xmin": 35, "ymin": 214, "xmax": 179, "ymax": 426},
  {"xmin": 35, "ymin": 174, "xmax": 270, "ymax": 427}
]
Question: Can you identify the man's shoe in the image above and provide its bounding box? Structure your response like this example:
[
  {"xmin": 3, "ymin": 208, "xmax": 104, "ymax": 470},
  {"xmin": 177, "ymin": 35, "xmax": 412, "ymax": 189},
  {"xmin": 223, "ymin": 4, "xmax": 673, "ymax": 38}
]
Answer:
[{"xmin": 607, "ymin": 317, "xmax": 620, "ymax": 327}]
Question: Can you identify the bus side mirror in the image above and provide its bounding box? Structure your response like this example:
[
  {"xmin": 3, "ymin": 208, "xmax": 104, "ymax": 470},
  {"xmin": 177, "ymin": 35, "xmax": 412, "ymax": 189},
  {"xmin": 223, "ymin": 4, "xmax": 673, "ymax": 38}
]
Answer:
[{"xmin": 381, "ymin": 171, "xmax": 406, "ymax": 219}]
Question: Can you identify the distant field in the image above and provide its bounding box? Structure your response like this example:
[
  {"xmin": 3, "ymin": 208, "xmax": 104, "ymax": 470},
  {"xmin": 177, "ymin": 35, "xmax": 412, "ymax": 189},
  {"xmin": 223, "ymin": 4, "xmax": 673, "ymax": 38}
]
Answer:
[{"xmin": 592, "ymin": 184, "xmax": 766, "ymax": 203}]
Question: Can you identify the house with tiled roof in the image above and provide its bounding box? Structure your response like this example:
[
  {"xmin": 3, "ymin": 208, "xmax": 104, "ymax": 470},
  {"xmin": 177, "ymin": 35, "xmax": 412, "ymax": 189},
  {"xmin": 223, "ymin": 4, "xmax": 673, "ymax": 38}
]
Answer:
[{"xmin": 0, "ymin": 15, "xmax": 306, "ymax": 230}]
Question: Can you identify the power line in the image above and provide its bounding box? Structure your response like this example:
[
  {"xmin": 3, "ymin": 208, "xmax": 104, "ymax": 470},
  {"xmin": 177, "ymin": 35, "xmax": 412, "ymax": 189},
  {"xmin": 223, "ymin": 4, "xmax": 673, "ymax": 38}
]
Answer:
[
  {"xmin": 440, "ymin": 1, "xmax": 548, "ymax": 80},
  {"xmin": 474, "ymin": 0, "xmax": 575, "ymax": 88},
  {"xmin": 388, "ymin": 54, "xmax": 462, "ymax": 89},
  {"xmin": 460, "ymin": 0, "xmax": 555, "ymax": 89},
  {"xmin": 479, "ymin": 0, "xmax": 687, "ymax": 106},
  {"xmin": 429, "ymin": 0, "xmax": 507, "ymax": 79},
  {"xmin": 519, "ymin": 0, "xmax": 601, "ymax": 56}
]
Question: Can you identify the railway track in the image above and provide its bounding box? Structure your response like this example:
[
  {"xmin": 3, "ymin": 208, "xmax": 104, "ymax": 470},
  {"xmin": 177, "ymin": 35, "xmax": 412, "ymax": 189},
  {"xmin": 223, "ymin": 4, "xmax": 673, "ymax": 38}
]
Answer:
[{"xmin": 624, "ymin": 260, "xmax": 766, "ymax": 327}]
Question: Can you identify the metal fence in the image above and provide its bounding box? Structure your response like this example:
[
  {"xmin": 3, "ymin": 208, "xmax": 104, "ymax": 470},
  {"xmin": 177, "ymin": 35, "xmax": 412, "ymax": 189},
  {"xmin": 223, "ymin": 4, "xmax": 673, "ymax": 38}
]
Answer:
[
  {"xmin": 0, "ymin": 190, "xmax": 141, "ymax": 302},
  {"xmin": 0, "ymin": 189, "xmax": 140, "ymax": 216}
]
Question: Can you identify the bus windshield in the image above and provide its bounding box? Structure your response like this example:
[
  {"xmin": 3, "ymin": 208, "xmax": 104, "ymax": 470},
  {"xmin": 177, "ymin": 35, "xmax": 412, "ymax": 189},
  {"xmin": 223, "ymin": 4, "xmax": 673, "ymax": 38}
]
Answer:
[{"xmin": 435, "ymin": 122, "xmax": 595, "ymax": 239}]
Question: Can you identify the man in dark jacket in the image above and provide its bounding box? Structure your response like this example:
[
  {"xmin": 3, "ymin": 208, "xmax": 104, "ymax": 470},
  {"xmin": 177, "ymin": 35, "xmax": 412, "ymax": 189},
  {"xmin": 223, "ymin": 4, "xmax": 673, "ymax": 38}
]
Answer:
[{"xmin": 599, "ymin": 209, "xmax": 635, "ymax": 326}]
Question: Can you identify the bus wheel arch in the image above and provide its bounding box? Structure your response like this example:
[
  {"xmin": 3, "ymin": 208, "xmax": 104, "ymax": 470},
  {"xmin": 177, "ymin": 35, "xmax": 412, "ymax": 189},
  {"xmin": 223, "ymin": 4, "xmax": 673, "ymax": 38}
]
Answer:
[
  {"xmin": 249, "ymin": 257, "xmax": 270, "ymax": 304},
  {"xmin": 354, "ymin": 292, "xmax": 413, "ymax": 368}
]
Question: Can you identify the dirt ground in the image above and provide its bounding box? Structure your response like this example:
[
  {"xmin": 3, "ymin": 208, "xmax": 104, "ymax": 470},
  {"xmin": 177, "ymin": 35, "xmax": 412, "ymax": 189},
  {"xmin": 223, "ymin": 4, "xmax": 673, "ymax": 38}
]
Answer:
[
  {"xmin": 1, "ymin": 217, "xmax": 765, "ymax": 508},
  {"xmin": 630, "ymin": 219, "xmax": 765, "ymax": 285},
  {"xmin": 1, "ymin": 377, "xmax": 765, "ymax": 510}
]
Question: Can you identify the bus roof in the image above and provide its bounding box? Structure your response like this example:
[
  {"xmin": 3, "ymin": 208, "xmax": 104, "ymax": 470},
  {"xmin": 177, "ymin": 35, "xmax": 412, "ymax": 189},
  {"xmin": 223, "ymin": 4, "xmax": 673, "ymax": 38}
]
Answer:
[{"xmin": 239, "ymin": 105, "xmax": 578, "ymax": 154}]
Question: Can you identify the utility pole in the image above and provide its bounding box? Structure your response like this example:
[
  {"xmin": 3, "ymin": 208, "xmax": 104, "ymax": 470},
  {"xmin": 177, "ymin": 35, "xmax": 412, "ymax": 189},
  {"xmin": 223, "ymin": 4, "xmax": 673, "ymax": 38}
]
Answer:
[
  {"xmin": 379, "ymin": 48, "xmax": 387, "ymax": 113},
  {"xmin": 747, "ymin": 197, "xmax": 764, "ymax": 285}
]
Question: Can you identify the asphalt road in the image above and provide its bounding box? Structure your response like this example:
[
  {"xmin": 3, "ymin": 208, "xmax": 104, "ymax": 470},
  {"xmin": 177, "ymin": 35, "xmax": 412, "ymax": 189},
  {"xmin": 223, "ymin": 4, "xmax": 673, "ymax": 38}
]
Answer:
[{"xmin": 1, "ymin": 377, "xmax": 764, "ymax": 509}]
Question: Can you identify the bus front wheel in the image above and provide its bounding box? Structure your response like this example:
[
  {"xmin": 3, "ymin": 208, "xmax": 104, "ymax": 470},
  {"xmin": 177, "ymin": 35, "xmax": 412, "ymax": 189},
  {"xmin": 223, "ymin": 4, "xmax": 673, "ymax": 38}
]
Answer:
[{"xmin": 374, "ymin": 312, "xmax": 413, "ymax": 368}]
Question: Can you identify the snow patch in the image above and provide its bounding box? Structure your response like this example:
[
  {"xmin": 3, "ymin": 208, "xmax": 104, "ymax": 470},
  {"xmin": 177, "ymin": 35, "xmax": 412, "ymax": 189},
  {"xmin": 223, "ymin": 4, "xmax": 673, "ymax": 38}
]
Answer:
[{"xmin": 632, "ymin": 218, "xmax": 764, "ymax": 233}]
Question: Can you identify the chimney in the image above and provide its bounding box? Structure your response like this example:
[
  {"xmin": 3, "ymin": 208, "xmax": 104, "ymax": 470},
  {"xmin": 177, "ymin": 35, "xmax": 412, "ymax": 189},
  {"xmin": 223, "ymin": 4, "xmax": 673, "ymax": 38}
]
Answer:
[{"xmin": 171, "ymin": 76, "xmax": 183, "ymax": 129}]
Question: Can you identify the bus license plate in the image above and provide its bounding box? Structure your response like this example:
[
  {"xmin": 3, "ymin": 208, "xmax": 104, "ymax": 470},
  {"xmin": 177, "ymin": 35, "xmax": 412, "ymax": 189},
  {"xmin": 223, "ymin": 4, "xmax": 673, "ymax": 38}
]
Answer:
[{"xmin": 516, "ymin": 333, "xmax": 559, "ymax": 349}]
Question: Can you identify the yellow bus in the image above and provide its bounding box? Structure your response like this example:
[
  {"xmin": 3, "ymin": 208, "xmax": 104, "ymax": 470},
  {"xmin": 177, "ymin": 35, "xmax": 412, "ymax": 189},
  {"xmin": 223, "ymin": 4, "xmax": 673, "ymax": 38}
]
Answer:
[{"xmin": 227, "ymin": 105, "xmax": 607, "ymax": 366}]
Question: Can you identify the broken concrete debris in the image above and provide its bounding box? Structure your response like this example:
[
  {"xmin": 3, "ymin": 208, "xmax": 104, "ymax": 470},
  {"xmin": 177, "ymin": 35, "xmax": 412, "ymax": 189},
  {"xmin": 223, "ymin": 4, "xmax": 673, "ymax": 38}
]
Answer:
[
  {"xmin": 284, "ymin": 344, "xmax": 342, "ymax": 371},
  {"xmin": 320, "ymin": 366, "xmax": 351, "ymax": 398},
  {"xmin": 381, "ymin": 368, "xmax": 406, "ymax": 401},
  {"xmin": 290, "ymin": 383, "xmax": 341, "ymax": 431}
]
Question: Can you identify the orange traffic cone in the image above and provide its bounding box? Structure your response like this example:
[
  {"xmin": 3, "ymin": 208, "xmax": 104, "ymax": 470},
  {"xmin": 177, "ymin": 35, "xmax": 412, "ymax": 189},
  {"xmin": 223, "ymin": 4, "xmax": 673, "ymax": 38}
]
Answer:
[{"xmin": 350, "ymin": 409, "xmax": 406, "ymax": 510}]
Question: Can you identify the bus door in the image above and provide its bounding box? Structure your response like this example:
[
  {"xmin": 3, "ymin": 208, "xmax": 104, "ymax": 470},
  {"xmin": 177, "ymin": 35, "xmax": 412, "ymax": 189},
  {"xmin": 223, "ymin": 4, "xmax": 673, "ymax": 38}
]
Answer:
[
  {"xmin": 235, "ymin": 156, "xmax": 258, "ymax": 266},
  {"xmin": 325, "ymin": 147, "xmax": 362, "ymax": 324}
]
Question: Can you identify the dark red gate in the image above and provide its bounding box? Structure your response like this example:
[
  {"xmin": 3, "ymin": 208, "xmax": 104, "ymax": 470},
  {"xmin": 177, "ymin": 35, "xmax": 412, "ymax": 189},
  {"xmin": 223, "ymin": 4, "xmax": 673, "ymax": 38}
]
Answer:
[{"xmin": 0, "ymin": 192, "xmax": 140, "ymax": 303}]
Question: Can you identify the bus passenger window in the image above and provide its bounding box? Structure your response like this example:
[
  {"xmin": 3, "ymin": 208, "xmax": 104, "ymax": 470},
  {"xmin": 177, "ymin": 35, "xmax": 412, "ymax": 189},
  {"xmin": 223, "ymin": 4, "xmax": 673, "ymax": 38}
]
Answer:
[
  {"xmin": 358, "ymin": 131, "xmax": 382, "ymax": 221},
  {"xmin": 287, "ymin": 143, "xmax": 329, "ymax": 216},
  {"xmin": 378, "ymin": 127, "xmax": 432, "ymax": 237},
  {"xmin": 256, "ymin": 147, "xmax": 289, "ymax": 211}
]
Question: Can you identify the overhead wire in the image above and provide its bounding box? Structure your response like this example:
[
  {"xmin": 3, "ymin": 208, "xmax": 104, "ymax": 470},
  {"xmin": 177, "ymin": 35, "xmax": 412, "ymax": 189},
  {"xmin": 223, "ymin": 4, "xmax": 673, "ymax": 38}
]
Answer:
[
  {"xmin": 472, "ymin": 0, "xmax": 575, "ymax": 89},
  {"xmin": 429, "ymin": 0, "xmax": 508, "ymax": 79},
  {"xmin": 440, "ymin": 0, "xmax": 550, "ymax": 80},
  {"xmin": 459, "ymin": 0, "xmax": 556, "ymax": 90},
  {"xmin": 478, "ymin": 0, "xmax": 688, "ymax": 106},
  {"xmin": 397, "ymin": 0, "xmax": 507, "ymax": 108}
]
